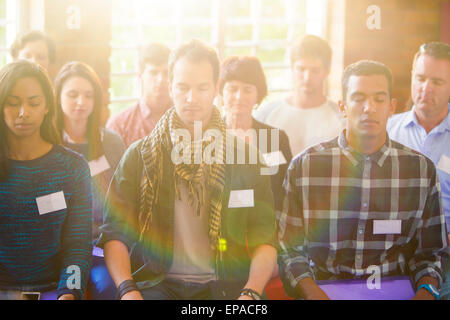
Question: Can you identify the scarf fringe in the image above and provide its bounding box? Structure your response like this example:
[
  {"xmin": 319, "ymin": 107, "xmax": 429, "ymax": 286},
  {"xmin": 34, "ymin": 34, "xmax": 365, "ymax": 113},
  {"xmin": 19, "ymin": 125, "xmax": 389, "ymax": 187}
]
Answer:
[{"xmin": 138, "ymin": 107, "xmax": 226, "ymax": 250}]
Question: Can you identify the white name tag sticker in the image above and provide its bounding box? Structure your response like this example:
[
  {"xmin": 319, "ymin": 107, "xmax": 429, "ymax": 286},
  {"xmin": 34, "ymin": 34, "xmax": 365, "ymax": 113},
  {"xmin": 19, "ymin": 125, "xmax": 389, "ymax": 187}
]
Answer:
[
  {"xmin": 89, "ymin": 155, "xmax": 110, "ymax": 177},
  {"xmin": 373, "ymin": 220, "xmax": 402, "ymax": 234},
  {"xmin": 228, "ymin": 189, "xmax": 254, "ymax": 208},
  {"xmin": 437, "ymin": 154, "xmax": 450, "ymax": 175},
  {"xmin": 36, "ymin": 191, "xmax": 67, "ymax": 215},
  {"xmin": 262, "ymin": 151, "xmax": 287, "ymax": 167}
]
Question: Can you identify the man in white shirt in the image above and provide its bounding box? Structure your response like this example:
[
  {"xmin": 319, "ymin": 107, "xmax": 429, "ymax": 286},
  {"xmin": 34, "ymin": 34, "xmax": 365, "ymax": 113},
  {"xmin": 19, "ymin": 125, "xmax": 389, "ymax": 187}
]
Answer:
[{"xmin": 254, "ymin": 35, "xmax": 343, "ymax": 157}]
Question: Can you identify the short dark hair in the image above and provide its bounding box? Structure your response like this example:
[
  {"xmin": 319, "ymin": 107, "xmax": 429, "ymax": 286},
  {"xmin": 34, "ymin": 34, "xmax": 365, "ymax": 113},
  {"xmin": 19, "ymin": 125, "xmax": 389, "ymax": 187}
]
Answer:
[
  {"xmin": 10, "ymin": 30, "xmax": 56, "ymax": 63},
  {"xmin": 168, "ymin": 39, "xmax": 219, "ymax": 84},
  {"xmin": 342, "ymin": 60, "xmax": 393, "ymax": 100},
  {"xmin": 0, "ymin": 60, "xmax": 60, "ymax": 180},
  {"xmin": 54, "ymin": 61, "xmax": 104, "ymax": 159},
  {"xmin": 290, "ymin": 34, "xmax": 332, "ymax": 71},
  {"xmin": 139, "ymin": 42, "xmax": 171, "ymax": 73},
  {"xmin": 218, "ymin": 56, "xmax": 268, "ymax": 105},
  {"xmin": 413, "ymin": 41, "xmax": 450, "ymax": 67}
]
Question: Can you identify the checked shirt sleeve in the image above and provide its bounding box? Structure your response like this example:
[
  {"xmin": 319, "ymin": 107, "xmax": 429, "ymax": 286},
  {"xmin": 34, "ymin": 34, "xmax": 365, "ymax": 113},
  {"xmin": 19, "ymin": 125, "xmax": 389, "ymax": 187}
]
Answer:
[
  {"xmin": 277, "ymin": 158, "xmax": 314, "ymax": 297},
  {"xmin": 408, "ymin": 165, "xmax": 450, "ymax": 289}
]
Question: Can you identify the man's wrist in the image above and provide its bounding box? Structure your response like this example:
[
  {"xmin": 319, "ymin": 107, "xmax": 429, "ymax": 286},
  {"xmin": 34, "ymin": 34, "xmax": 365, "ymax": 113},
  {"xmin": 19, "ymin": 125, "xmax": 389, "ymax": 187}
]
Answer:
[
  {"xmin": 416, "ymin": 284, "xmax": 439, "ymax": 300},
  {"xmin": 296, "ymin": 277, "xmax": 317, "ymax": 299},
  {"xmin": 239, "ymin": 288, "xmax": 262, "ymax": 300},
  {"xmin": 121, "ymin": 290, "xmax": 141, "ymax": 299},
  {"xmin": 242, "ymin": 281, "xmax": 264, "ymax": 297},
  {"xmin": 118, "ymin": 279, "xmax": 140, "ymax": 299},
  {"xmin": 415, "ymin": 276, "xmax": 440, "ymax": 300},
  {"xmin": 242, "ymin": 279, "xmax": 266, "ymax": 295},
  {"xmin": 416, "ymin": 288, "xmax": 435, "ymax": 299}
]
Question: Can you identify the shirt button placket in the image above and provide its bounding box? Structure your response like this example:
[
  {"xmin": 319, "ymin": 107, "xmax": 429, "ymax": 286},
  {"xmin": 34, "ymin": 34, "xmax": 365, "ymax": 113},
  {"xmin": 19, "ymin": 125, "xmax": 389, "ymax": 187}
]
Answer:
[{"xmin": 357, "ymin": 160, "xmax": 371, "ymax": 269}]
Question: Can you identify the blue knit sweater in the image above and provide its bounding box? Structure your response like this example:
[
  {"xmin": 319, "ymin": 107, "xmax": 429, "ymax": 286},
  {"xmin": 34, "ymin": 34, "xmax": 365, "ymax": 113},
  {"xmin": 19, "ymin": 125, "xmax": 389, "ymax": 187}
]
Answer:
[{"xmin": 0, "ymin": 145, "xmax": 92, "ymax": 299}]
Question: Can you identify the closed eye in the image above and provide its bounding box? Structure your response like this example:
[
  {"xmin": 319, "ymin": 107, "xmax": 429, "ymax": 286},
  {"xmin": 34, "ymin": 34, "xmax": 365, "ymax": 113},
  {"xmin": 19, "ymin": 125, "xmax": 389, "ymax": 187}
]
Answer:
[
  {"xmin": 29, "ymin": 97, "xmax": 43, "ymax": 106},
  {"xmin": 6, "ymin": 96, "xmax": 21, "ymax": 107},
  {"xmin": 415, "ymin": 75, "xmax": 426, "ymax": 82},
  {"xmin": 351, "ymin": 93, "xmax": 366, "ymax": 102},
  {"xmin": 432, "ymin": 79, "xmax": 445, "ymax": 86}
]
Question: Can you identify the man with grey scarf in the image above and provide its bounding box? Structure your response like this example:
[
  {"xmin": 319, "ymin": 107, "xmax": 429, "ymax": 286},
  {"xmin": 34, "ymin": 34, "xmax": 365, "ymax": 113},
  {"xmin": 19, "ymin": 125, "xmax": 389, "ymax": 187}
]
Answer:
[{"xmin": 97, "ymin": 39, "xmax": 277, "ymax": 300}]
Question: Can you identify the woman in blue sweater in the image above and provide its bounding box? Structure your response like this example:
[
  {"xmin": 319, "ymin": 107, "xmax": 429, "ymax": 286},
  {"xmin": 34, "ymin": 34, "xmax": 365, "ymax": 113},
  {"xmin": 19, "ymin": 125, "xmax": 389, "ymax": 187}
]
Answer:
[{"xmin": 0, "ymin": 60, "xmax": 92, "ymax": 300}]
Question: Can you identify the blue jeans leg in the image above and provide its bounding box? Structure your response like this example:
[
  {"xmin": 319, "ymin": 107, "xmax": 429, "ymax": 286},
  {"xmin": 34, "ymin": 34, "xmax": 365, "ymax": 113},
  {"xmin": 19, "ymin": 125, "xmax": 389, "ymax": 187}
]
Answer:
[{"xmin": 88, "ymin": 255, "xmax": 117, "ymax": 300}]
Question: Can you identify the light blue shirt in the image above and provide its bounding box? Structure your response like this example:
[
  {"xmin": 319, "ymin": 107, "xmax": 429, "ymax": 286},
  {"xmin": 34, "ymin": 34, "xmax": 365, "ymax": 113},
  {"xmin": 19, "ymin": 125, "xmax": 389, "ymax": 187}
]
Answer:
[{"xmin": 387, "ymin": 104, "xmax": 450, "ymax": 229}]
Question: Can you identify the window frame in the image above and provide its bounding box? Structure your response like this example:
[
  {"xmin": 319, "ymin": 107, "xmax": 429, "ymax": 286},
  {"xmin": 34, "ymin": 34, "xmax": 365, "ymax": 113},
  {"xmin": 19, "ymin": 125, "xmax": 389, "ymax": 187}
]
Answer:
[
  {"xmin": 0, "ymin": 0, "xmax": 20, "ymax": 64},
  {"xmin": 109, "ymin": 0, "xmax": 328, "ymax": 112}
]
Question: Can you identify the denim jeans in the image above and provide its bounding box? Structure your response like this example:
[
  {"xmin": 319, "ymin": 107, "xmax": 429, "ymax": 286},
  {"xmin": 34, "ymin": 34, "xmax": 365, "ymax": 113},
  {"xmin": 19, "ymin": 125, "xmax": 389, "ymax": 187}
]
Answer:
[{"xmin": 140, "ymin": 278, "xmax": 213, "ymax": 300}]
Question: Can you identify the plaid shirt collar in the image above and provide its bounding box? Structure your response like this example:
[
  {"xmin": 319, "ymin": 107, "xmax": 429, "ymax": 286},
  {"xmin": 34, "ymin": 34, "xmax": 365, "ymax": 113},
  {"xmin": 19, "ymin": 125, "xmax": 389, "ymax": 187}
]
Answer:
[{"xmin": 337, "ymin": 130, "xmax": 392, "ymax": 168}]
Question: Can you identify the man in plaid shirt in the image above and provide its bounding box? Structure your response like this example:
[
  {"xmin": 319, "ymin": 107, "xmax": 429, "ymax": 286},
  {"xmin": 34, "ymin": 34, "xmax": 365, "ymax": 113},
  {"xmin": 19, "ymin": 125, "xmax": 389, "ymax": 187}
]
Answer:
[{"xmin": 278, "ymin": 60, "xmax": 449, "ymax": 300}]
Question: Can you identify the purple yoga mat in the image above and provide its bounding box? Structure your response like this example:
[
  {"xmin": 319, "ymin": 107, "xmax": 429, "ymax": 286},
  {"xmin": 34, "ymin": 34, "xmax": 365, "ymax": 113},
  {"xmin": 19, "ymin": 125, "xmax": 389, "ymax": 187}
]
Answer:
[
  {"xmin": 40, "ymin": 290, "xmax": 58, "ymax": 300},
  {"xmin": 317, "ymin": 276, "xmax": 415, "ymax": 300},
  {"xmin": 92, "ymin": 246, "xmax": 104, "ymax": 257}
]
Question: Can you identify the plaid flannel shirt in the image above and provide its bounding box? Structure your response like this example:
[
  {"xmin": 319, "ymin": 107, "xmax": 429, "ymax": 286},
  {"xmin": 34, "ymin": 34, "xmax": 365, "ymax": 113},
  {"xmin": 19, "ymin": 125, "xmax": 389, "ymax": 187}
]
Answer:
[{"xmin": 278, "ymin": 131, "xmax": 449, "ymax": 296}]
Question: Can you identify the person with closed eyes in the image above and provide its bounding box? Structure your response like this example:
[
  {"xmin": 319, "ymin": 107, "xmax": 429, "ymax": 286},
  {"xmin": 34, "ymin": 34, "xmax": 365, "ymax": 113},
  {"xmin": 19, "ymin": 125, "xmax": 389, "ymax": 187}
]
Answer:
[
  {"xmin": 0, "ymin": 60, "xmax": 92, "ymax": 300},
  {"xmin": 387, "ymin": 41, "xmax": 450, "ymax": 300},
  {"xmin": 55, "ymin": 61, "xmax": 126, "ymax": 241},
  {"xmin": 55, "ymin": 62, "xmax": 126, "ymax": 300},
  {"xmin": 218, "ymin": 55, "xmax": 292, "ymax": 212}
]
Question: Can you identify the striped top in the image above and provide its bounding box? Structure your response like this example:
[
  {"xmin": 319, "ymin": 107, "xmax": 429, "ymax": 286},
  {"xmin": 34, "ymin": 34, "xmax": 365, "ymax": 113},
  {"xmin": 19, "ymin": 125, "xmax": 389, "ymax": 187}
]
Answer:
[{"xmin": 0, "ymin": 145, "xmax": 92, "ymax": 299}]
